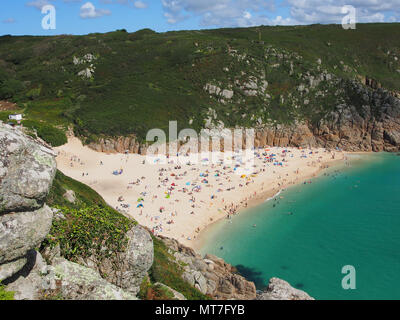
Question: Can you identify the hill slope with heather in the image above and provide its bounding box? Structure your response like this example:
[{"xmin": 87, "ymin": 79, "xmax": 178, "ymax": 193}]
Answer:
[{"xmin": 0, "ymin": 23, "xmax": 399, "ymax": 151}]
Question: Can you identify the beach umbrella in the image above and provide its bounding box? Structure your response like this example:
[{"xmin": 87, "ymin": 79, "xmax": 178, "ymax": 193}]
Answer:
[{"xmin": 137, "ymin": 204, "xmax": 144, "ymax": 208}]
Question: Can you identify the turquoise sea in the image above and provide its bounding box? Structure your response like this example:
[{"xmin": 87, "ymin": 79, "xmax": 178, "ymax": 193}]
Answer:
[{"xmin": 199, "ymin": 153, "xmax": 400, "ymax": 300}]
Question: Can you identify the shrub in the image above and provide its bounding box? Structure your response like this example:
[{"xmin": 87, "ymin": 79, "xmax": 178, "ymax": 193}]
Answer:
[
  {"xmin": 35, "ymin": 124, "xmax": 67, "ymax": 147},
  {"xmin": 23, "ymin": 120, "xmax": 67, "ymax": 147},
  {"xmin": 0, "ymin": 282, "xmax": 14, "ymax": 300},
  {"xmin": 26, "ymin": 86, "xmax": 42, "ymax": 100},
  {"xmin": 0, "ymin": 78, "xmax": 23, "ymax": 100},
  {"xmin": 46, "ymin": 205, "xmax": 135, "ymax": 262}
]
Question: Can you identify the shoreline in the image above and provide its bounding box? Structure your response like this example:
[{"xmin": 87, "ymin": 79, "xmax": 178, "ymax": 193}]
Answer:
[
  {"xmin": 55, "ymin": 137, "xmax": 346, "ymax": 249},
  {"xmin": 191, "ymin": 156, "xmax": 347, "ymax": 251}
]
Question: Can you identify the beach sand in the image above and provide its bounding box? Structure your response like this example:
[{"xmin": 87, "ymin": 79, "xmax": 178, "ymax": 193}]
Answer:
[{"xmin": 55, "ymin": 137, "xmax": 345, "ymax": 249}]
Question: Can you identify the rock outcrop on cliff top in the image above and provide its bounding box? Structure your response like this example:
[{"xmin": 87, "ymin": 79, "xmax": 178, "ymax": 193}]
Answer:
[{"xmin": 0, "ymin": 123, "xmax": 56, "ymax": 282}]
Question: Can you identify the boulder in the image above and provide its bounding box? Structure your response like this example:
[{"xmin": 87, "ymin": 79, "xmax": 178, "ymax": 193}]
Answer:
[
  {"xmin": 257, "ymin": 278, "xmax": 314, "ymax": 300},
  {"xmin": 0, "ymin": 123, "xmax": 57, "ymax": 213},
  {"xmin": 79, "ymin": 225, "xmax": 154, "ymax": 295},
  {"xmin": 0, "ymin": 205, "xmax": 53, "ymax": 264},
  {"xmin": 6, "ymin": 252, "xmax": 137, "ymax": 300},
  {"xmin": 5, "ymin": 250, "xmax": 47, "ymax": 300},
  {"xmin": 0, "ymin": 257, "xmax": 27, "ymax": 282},
  {"xmin": 48, "ymin": 258, "xmax": 137, "ymax": 300},
  {"xmin": 63, "ymin": 190, "xmax": 76, "ymax": 204},
  {"xmin": 0, "ymin": 122, "xmax": 57, "ymax": 287},
  {"xmin": 183, "ymin": 270, "xmax": 208, "ymax": 294}
]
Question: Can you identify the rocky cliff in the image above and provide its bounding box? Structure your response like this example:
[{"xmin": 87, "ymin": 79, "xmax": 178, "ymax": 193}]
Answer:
[
  {"xmin": 253, "ymin": 81, "xmax": 400, "ymax": 152},
  {"xmin": 257, "ymin": 278, "xmax": 314, "ymax": 300},
  {"xmin": 0, "ymin": 123, "xmax": 56, "ymax": 282},
  {"xmin": 0, "ymin": 122, "xmax": 143, "ymax": 300},
  {"xmin": 75, "ymin": 224, "xmax": 154, "ymax": 296},
  {"xmin": 159, "ymin": 236, "xmax": 257, "ymax": 300},
  {"xmin": 86, "ymin": 81, "xmax": 400, "ymax": 154}
]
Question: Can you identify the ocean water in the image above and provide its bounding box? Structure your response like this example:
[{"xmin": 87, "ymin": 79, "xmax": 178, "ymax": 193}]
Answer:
[{"xmin": 199, "ymin": 153, "xmax": 400, "ymax": 300}]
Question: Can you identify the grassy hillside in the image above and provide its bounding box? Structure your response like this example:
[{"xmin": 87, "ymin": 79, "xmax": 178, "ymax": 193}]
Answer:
[
  {"xmin": 47, "ymin": 170, "xmax": 110, "ymax": 208},
  {"xmin": 0, "ymin": 23, "xmax": 399, "ymax": 144}
]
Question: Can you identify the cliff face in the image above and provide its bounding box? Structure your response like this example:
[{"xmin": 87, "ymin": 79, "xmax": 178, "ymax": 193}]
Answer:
[
  {"xmin": 0, "ymin": 123, "xmax": 56, "ymax": 282},
  {"xmin": 87, "ymin": 135, "xmax": 144, "ymax": 154},
  {"xmin": 86, "ymin": 81, "xmax": 400, "ymax": 154},
  {"xmin": 159, "ymin": 236, "xmax": 257, "ymax": 300},
  {"xmin": 253, "ymin": 81, "xmax": 400, "ymax": 152},
  {"xmin": 0, "ymin": 122, "xmax": 140, "ymax": 300},
  {"xmin": 75, "ymin": 225, "xmax": 154, "ymax": 296}
]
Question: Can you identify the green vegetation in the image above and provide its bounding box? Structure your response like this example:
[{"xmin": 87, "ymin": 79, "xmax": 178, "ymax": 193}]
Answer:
[
  {"xmin": 0, "ymin": 24, "xmax": 398, "ymax": 144},
  {"xmin": 47, "ymin": 170, "xmax": 109, "ymax": 208},
  {"xmin": 138, "ymin": 275, "xmax": 176, "ymax": 300},
  {"xmin": 22, "ymin": 120, "xmax": 67, "ymax": 147},
  {"xmin": 45, "ymin": 171, "xmax": 135, "ymax": 262},
  {"xmin": 41, "ymin": 171, "xmax": 128, "ymax": 264},
  {"xmin": 149, "ymin": 236, "xmax": 210, "ymax": 300},
  {"xmin": 46, "ymin": 205, "xmax": 135, "ymax": 262},
  {"xmin": 0, "ymin": 282, "xmax": 14, "ymax": 300}
]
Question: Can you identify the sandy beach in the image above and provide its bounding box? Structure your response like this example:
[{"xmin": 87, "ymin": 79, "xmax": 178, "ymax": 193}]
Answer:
[{"xmin": 55, "ymin": 137, "xmax": 345, "ymax": 248}]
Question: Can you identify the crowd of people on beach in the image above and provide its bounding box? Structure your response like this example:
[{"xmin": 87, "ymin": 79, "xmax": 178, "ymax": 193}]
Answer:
[
  {"xmin": 109, "ymin": 147, "xmax": 340, "ymax": 241},
  {"xmin": 56, "ymin": 143, "xmax": 342, "ymax": 244}
]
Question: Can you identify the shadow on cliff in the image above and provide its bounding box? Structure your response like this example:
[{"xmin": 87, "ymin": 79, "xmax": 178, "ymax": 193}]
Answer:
[
  {"xmin": 235, "ymin": 264, "xmax": 267, "ymax": 290},
  {"xmin": 2, "ymin": 250, "xmax": 37, "ymax": 285}
]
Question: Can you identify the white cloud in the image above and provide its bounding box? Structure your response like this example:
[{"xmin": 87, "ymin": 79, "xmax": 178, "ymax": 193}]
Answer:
[
  {"xmin": 161, "ymin": 0, "xmax": 275, "ymax": 27},
  {"xmin": 99, "ymin": 0, "xmax": 148, "ymax": 8},
  {"xmin": 161, "ymin": 0, "xmax": 400, "ymax": 27},
  {"xmin": 26, "ymin": 0, "xmax": 81, "ymax": 10},
  {"xmin": 2, "ymin": 18, "xmax": 16, "ymax": 24},
  {"xmin": 80, "ymin": 2, "xmax": 111, "ymax": 19},
  {"xmin": 133, "ymin": 1, "xmax": 147, "ymax": 9},
  {"xmin": 26, "ymin": 0, "xmax": 55, "ymax": 10},
  {"xmin": 287, "ymin": 0, "xmax": 400, "ymax": 24}
]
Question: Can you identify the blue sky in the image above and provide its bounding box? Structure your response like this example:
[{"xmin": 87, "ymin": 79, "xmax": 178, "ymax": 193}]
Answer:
[{"xmin": 1, "ymin": 0, "xmax": 399, "ymax": 36}]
